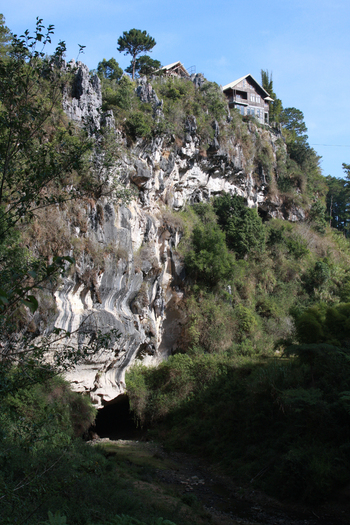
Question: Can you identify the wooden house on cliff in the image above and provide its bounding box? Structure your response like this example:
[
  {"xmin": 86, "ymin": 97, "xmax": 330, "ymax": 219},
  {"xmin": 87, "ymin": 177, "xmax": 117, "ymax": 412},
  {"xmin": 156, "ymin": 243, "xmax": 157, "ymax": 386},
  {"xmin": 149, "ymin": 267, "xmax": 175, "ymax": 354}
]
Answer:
[
  {"xmin": 160, "ymin": 61, "xmax": 190, "ymax": 78},
  {"xmin": 223, "ymin": 74, "xmax": 273, "ymax": 125}
]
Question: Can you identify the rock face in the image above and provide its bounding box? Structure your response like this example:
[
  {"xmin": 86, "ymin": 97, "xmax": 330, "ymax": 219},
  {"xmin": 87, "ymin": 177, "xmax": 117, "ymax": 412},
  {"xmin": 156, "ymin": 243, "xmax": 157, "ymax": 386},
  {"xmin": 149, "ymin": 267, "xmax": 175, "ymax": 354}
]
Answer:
[
  {"xmin": 55, "ymin": 66, "xmax": 304, "ymax": 407},
  {"xmin": 62, "ymin": 60, "xmax": 104, "ymax": 133}
]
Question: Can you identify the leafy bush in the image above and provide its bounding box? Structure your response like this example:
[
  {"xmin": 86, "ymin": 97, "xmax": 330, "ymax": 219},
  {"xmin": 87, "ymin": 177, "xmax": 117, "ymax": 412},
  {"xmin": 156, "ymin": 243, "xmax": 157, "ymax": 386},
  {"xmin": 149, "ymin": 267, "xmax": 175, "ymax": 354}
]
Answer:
[
  {"xmin": 125, "ymin": 111, "xmax": 153, "ymax": 139},
  {"xmin": 213, "ymin": 193, "xmax": 265, "ymax": 257},
  {"xmin": 185, "ymin": 222, "xmax": 235, "ymax": 285},
  {"xmin": 293, "ymin": 302, "xmax": 350, "ymax": 347},
  {"xmin": 0, "ymin": 373, "xmax": 96, "ymax": 449},
  {"xmin": 267, "ymin": 221, "xmax": 309, "ymax": 259}
]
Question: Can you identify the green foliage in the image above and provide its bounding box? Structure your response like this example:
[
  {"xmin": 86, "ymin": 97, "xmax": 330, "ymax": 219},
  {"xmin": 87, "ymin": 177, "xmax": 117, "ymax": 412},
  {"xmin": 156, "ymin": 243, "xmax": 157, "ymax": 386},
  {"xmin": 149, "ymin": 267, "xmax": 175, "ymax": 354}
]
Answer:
[
  {"xmin": 0, "ymin": 20, "xmax": 99, "ymax": 329},
  {"xmin": 266, "ymin": 221, "xmax": 309, "ymax": 258},
  {"xmin": 125, "ymin": 110, "xmax": 153, "ymax": 140},
  {"xmin": 97, "ymin": 57, "xmax": 123, "ymax": 81},
  {"xmin": 102, "ymin": 75, "xmax": 137, "ymax": 113},
  {"xmin": 213, "ymin": 193, "xmax": 265, "ymax": 257},
  {"xmin": 0, "ymin": 23, "xmax": 132, "ymax": 525},
  {"xmin": 184, "ymin": 203, "xmax": 235, "ymax": 286},
  {"xmin": 43, "ymin": 511, "xmax": 67, "ymax": 525},
  {"xmin": 125, "ymin": 55, "xmax": 161, "ymax": 77},
  {"xmin": 0, "ymin": 21, "xmax": 92, "ymax": 235},
  {"xmin": 308, "ymin": 200, "xmax": 327, "ymax": 233},
  {"xmin": 303, "ymin": 260, "xmax": 331, "ymax": 295},
  {"xmin": 117, "ymin": 29, "xmax": 156, "ymax": 80},
  {"xmin": 152, "ymin": 77, "xmax": 227, "ymax": 144},
  {"xmin": 260, "ymin": 69, "xmax": 282, "ymax": 122},
  {"xmin": 177, "ymin": 199, "xmax": 350, "ymax": 359},
  {"xmin": 41, "ymin": 513, "xmax": 177, "ymax": 525},
  {"xmin": 143, "ymin": 205, "xmax": 350, "ymax": 507},
  {"xmin": 293, "ymin": 302, "xmax": 350, "ymax": 347},
  {"xmin": 199, "ymin": 81, "xmax": 228, "ymax": 121},
  {"xmin": 103, "ymin": 514, "xmax": 176, "ymax": 525},
  {"xmin": 127, "ymin": 341, "xmax": 350, "ymax": 502},
  {"xmin": 275, "ymin": 105, "xmax": 326, "ymax": 204},
  {"xmin": 326, "ymin": 170, "xmax": 350, "ymax": 233},
  {"xmin": 181, "ymin": 292, "xmax": 238, "ymax": 354},
  {"xmin": 2, "ymin": 411, "xmax": 193, "ymax": 525},
  {"xmin": 0, "ymin": 13, "xmax": 11, "ymax": 59},
  {"xmin": 279, "ymin": 107, "xmax": 308, "ymax": 142},
  {"xmin": 258, "ymin": 73, "xmax": 325, "ymax": 208},
  {"xmin": 1, "ymin": 373, "xmax": 96, "ymax": 447},
  {"xmin": 127, "ymin": 353, "xmax": 234, "ymax": 424}
]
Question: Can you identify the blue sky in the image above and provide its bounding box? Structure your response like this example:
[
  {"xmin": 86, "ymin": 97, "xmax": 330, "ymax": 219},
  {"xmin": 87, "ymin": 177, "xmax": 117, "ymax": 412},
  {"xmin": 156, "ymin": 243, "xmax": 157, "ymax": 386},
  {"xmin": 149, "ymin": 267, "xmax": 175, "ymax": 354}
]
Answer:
[{"xmin": 3, "ymin": 0, "xmax": 350, "ymax": 179}]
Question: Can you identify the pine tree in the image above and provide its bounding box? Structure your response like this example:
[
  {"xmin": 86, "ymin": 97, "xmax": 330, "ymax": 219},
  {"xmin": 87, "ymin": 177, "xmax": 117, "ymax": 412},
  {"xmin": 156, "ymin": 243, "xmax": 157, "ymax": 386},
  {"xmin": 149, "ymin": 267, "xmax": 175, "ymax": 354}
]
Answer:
[{"xmin": 117, "ymin": 29, "xmax": 156, "ymax": 80}]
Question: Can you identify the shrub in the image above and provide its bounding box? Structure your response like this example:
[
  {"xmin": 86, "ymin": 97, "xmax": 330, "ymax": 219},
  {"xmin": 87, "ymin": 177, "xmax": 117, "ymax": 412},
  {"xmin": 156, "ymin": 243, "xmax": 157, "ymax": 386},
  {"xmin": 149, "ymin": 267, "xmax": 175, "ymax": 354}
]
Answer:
[
  {"xmin": 1, "ymin": 373, "xmax": 96, "ymax": 448},
  {"xmin": 125, "ymin": 111, "xmax": 153, "ymax": 139},
  {"xmin": 185, "ymin": 222, "xmax": 235, "ymax": 285},
  {"xmin": 213, "ymin": 193, "xmax": 265, "ymax": 257},
  {"xmin": 293, "ymin": 302, "xmax": 350, "ymax": 347}
]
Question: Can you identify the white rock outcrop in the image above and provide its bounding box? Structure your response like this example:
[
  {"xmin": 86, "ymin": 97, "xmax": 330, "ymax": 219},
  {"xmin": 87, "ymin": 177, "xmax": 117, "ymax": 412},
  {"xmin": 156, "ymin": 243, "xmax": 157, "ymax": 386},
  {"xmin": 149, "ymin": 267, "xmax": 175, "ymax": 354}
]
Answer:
[{"xmin": 49, "ymin": 65, "xmax": 305, "ymax": 407}]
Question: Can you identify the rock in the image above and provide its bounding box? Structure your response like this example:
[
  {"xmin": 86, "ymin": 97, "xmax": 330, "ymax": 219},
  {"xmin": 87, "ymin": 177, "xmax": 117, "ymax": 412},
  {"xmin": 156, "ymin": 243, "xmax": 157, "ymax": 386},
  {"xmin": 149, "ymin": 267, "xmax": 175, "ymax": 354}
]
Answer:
[
  {"xmin": 185, "ymin": 116, "xmax": 197, "ymax": 137},
  {"xmin": 45, "ymin": 61, "xmax": 305, "ymax": 407},
  {"xmin": 136, "ymin": 76, "xmax": 160, "ymax": 105},
  {"xmin": 101, "ymin": 109, "xmax": 115, "ymax": 129},
  {"xmin": 62, "ymin": 60, "xmax": 102, "ymax": 133},
  {"xmin": 135, "ymin": 77, "xmax": 163, "ymax": 120},
  {"xmin": 191, "ymin": 73, "xmax": 206, "ymax": 89},
  {"xmin": 212, "ymin": 120, "xmax": 220, "ymax": 138}
]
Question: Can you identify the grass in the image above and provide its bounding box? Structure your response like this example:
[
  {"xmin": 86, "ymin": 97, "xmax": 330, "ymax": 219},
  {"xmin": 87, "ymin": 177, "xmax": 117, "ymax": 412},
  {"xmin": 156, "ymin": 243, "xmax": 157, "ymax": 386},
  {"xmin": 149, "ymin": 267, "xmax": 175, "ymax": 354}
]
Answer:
[
  {"xmin": 91, "ymin": 440, "xmax": 239, "ymax": 525},
  {"xmin": 98, "ymin": 440, "xmax": 178, "ymax": 471}
]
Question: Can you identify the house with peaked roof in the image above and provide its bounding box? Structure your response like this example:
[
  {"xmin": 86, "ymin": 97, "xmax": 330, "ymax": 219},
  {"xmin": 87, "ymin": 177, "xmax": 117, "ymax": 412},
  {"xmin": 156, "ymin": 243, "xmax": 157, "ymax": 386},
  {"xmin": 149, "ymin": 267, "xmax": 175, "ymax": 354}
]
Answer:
[
  {"xmin": 160, "ymin": 61, "xmax": 190, "ymax": 78},
  {"xmin": 222, "ymin": 74, "xmax": 273, "ymax": 125}
]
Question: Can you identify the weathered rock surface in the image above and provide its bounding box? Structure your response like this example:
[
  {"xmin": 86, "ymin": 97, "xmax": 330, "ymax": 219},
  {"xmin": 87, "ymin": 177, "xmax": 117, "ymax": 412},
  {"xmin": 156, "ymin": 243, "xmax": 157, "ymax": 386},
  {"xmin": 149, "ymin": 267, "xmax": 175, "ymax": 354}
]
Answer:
[
  {"xmin": 53, "ymin": 64, "xmax": 305, "ymax": 407},
  {"xmin": 62, "ymin": 60, "xmax": 103, "ymax": 133}
]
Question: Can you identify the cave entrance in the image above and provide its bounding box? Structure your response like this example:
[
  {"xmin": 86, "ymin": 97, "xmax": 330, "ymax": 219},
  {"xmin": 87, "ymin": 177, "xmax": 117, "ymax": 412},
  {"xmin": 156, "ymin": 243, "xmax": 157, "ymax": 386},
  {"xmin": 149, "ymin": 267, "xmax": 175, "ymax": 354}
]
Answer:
[{"xmin": 92, "ymin": 394, "xmax": 145, "ymax": 440}]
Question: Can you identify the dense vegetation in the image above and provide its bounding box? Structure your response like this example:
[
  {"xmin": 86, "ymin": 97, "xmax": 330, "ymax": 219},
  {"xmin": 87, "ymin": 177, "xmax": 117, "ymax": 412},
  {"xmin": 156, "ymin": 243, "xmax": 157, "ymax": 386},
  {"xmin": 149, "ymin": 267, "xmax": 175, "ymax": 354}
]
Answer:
[
  {"xmin": 2, "ymin": 13, "xmax": 350, "ymax": 524},
  {"xmin": 127, "ymin": 197, "xmax": 350, "ymax": 502}
]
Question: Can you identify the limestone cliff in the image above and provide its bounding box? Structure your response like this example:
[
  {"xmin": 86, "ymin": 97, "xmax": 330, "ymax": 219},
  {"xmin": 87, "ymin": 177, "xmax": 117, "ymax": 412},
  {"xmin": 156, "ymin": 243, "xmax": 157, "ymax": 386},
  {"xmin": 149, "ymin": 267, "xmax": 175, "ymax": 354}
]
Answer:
[{"xmin": 50, "ymin": 62, "xmax": 305, "ymax": 406}]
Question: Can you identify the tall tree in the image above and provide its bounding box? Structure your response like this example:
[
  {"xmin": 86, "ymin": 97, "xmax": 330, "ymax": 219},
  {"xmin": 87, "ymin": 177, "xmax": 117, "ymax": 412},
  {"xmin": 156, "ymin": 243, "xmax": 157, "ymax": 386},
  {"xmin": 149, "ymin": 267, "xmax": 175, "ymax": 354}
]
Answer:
[
  {"xmin": 279, "ymin": 107, "xmax": 308, "ymax": 143},
  {"xmin": 117, "ymin": 29, "xmax": 156, "ymax": 80},
  {"xmin": 325, "ymin": 175, "xmax": 350, "ymax": 232},
  {"xmin": 261, "ymin": 69, "xmax": 282, "ymax": 122},
  {"xmin": 325, "ymin": 163, "xmax": 350, "ymax": 233},
  {"xmin": 0, "ymin": 14, "xmax": 11, "ymax": 58}
]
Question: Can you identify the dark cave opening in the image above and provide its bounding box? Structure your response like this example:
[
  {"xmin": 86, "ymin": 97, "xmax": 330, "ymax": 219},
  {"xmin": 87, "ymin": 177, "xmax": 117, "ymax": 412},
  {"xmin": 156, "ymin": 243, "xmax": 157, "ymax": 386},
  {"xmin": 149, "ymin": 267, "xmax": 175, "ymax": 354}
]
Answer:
[
  {"xmin": 91, "ymin": 394, "xmax": 146, "ymax": 440},
  {"xmin": 258, "ymin": 206, "xmax": 269, "ymax": 222}
]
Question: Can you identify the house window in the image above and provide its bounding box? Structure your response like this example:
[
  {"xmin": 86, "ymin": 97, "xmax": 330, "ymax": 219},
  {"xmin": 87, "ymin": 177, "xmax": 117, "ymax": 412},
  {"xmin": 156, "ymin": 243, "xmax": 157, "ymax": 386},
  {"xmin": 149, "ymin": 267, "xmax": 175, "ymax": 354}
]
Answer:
[
  {"xmin": 256, "ymin": 95, "xmax": 260, "ymax": 103},
  {"xmin": 242, "ymin": 80, "xmax": 246, "ymax": 87},
  {"xmin": 256, "ymin": 109, "xmax": 260, "ymax": 118},
  {"xmin": 250, "ymin": 94, "xmax": 255, "ymax": 102},
  {"xmin": 248, "ymin": 107, "xmax": 255, "ymax": 116},
  {"xmin": 235, "ymin": 105, "xmax": 245, "ymax": 116}
]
